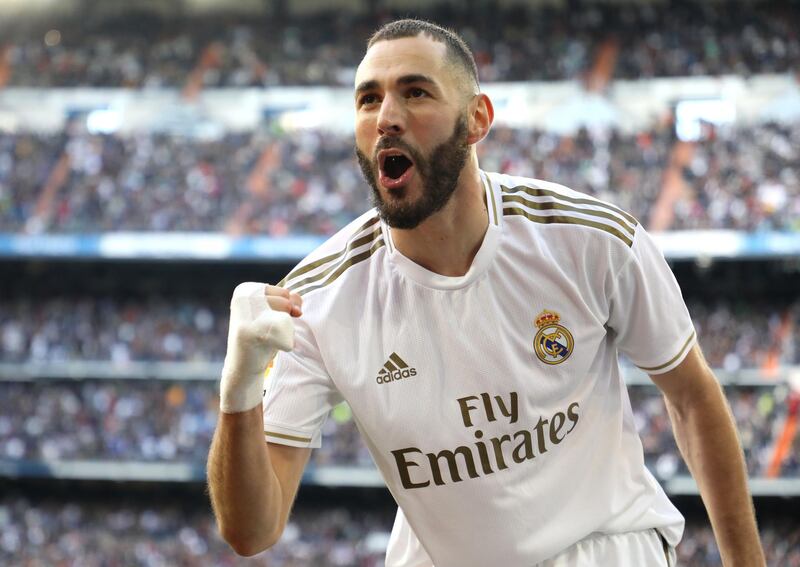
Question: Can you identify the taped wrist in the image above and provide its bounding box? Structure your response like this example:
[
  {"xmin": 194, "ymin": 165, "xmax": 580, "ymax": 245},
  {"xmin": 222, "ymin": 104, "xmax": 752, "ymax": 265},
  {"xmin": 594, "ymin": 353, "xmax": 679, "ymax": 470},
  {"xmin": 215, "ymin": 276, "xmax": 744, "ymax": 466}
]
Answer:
[{"xmin": 219, "ymin": 282, "xmax": 294, "ymax": 414}]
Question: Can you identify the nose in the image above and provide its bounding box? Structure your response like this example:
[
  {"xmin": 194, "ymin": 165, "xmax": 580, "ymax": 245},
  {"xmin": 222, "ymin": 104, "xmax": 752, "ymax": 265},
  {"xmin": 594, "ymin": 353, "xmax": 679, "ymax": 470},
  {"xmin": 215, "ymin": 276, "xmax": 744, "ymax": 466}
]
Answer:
[{"xmin": 377, "ymin": 94, "xmax": 405, "ymax": 137}]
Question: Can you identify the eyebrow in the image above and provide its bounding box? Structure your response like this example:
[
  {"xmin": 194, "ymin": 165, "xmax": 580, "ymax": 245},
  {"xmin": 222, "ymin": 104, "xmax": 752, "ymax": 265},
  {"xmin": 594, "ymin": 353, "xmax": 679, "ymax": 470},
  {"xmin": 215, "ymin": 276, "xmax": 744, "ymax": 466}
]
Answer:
[{"xmin": 355, "ymin": 74, "xmax": 439, "ymax": 97}]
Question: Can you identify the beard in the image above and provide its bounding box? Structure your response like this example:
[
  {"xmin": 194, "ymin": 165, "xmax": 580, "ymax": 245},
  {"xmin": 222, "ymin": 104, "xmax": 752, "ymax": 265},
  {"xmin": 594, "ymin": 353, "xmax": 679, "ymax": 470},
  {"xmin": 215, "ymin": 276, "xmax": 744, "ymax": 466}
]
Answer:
[{"xmin": 356, "ymin": 114, "xmax": 470, "ymax": 230}]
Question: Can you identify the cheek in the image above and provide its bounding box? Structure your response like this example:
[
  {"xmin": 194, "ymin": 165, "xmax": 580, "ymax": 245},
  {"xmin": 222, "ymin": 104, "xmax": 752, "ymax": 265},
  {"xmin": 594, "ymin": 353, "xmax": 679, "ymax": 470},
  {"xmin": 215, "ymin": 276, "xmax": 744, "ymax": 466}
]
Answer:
[
  {"xmin": 408, "ymin": 114, "xmax": 447, "ymax": 147},
  {"xmin": 354, "ymin": 118, "xmax": 375, "ymax": 153}
]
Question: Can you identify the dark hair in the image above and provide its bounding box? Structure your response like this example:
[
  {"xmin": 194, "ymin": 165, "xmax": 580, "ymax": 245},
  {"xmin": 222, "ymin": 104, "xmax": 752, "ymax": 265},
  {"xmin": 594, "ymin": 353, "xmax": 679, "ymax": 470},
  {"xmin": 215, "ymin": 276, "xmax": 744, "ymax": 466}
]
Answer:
[{"xmin": 367, "ymin": 19, "xmax": 479, "ymax": 92}]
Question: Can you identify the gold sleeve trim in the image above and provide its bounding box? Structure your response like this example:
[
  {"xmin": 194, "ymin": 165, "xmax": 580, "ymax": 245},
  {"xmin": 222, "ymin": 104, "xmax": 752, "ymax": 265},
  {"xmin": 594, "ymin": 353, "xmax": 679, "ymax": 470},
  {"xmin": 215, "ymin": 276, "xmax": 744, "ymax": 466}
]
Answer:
[
  {"xmin": 638, "ymin": 330, "xmax": 696, "ymax": 372},
  {"xmin": 265, "ymin": 430, "xmax": 312, "ymax": 443}
]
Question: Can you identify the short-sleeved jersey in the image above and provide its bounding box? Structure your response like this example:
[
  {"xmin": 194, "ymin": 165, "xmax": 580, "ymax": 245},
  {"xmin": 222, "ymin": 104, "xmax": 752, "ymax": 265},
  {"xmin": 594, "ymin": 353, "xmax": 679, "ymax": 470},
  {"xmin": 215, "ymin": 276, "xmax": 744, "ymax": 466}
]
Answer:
[{"xmin": 263, "ymin": 171, "xmax": 696, "ymax": 566}]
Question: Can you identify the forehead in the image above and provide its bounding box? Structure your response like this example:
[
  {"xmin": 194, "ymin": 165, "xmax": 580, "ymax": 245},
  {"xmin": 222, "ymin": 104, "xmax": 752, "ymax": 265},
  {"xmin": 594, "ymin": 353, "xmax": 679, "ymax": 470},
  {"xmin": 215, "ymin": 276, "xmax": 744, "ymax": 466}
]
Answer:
[{"xmin": 355, "ymin": 35, "xmax": 450, "ymax": 88}]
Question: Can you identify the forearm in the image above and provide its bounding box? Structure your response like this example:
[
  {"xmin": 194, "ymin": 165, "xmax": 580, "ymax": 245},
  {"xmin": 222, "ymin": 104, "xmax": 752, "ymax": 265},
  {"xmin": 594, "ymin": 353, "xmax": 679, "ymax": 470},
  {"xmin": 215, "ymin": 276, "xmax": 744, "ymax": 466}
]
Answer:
[
  {"xmin": 665, "ymin": 379, "xmax": 765, "ymax": 566},
  {"xmin": 207, "ymin": 405, "xmax": 283, "ymax": 556}
]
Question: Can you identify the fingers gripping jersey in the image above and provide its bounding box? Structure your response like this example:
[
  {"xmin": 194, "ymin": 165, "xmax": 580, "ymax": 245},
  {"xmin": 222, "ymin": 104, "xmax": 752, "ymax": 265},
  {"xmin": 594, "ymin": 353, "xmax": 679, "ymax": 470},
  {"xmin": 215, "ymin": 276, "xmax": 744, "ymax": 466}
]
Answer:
[{"xmin": 263, "ymin": 171, "xmax": 695, "ymax": 566}]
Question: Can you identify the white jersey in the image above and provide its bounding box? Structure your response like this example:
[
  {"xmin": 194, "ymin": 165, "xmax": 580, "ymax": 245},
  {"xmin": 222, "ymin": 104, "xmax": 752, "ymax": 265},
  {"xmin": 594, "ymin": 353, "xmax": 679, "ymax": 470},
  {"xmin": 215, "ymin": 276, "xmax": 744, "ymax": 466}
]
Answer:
[{"xmin": 263, "ymin": 171, "xmax": 696, "ymax": 566}]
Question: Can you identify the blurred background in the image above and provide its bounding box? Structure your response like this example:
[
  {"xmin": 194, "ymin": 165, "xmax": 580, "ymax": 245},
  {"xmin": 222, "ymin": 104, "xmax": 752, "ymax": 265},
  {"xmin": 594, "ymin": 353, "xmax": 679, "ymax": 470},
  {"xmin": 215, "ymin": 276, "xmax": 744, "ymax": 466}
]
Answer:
[{"xmin": 0, "ymin": 0, "xmax": 799, "ymax": 564}]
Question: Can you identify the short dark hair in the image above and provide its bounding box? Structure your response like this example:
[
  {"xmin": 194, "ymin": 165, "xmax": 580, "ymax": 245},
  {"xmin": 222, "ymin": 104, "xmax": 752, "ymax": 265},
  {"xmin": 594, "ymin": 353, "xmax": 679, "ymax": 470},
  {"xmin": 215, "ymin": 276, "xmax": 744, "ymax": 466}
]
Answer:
[{"xmin": 367, "ymin": 19, "xmax": 479, "ymax": 93}]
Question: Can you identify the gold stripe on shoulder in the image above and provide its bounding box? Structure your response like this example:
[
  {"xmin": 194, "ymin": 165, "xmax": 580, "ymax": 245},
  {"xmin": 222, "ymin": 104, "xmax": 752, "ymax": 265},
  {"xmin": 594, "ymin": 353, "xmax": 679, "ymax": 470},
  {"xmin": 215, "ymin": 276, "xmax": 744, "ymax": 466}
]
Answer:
[
  {"xmin": 285, "ymin": 227, "xmax": 381, "ymax": 293},
  {"xmin": 482, "ymin": 172, "xmax": 499, "ymax": 226},
  {"xmin": 278, "ymin": 215, "xmax": 380, "ymax": 288},
  {"xmin": 638, "ymin": 331, "xmax": 696, "ymax": 373},
  {"xmin": 501, "ymin": 184, "xmax": 638, "ymax": 228},
  {"xmin": 265, "ymin": 430, "xmax": 312, "ymax": 443},
  {"xmin": 501, "ymin": 193, "xmax": 635, "ymax": 237},
  {"xmin": 503, "ymin": 206, "xmax": 634, "ymax": 247},
  {"xmin": 296, "ymin": 238, "xmax": 385, "ymax": 296}
]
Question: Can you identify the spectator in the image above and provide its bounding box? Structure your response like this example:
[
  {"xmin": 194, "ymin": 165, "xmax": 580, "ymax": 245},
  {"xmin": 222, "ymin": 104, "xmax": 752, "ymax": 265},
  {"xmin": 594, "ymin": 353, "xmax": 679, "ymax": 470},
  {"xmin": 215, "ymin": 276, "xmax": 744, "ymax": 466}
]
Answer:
[
  {"xmin": 0, "ymin": 378, "xmax": 793, "ymax": 476},
  {"xmin": 4, "ymin": 3, "xmax": 798, "ymax": 88},
  {"xmin": 0, "ymin": 495, "xmax": 796, "ymax": 566}
]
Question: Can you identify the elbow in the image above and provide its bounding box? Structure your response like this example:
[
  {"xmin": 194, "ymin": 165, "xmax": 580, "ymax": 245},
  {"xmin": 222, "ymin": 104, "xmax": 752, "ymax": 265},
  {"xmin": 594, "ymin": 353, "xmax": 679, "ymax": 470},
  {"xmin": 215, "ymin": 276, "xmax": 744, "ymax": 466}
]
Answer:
[
  {"xmin": 228, "ymin": 539, "xmax": 269, "ymax": 558},
  {"xmin": 230, "ymin": 543, "xmax": 268, "ymax": 558},
  {"xmin": 222, "ymin": 525, "xmax": 283, "ymax": 557}
]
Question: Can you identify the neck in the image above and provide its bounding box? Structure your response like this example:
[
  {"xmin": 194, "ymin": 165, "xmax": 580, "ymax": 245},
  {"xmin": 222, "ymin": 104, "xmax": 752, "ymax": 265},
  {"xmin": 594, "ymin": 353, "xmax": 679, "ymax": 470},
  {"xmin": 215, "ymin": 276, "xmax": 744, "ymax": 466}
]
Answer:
[{"xmin": 389, "ymin": 157, "xmax": 488, "ymax": 277}]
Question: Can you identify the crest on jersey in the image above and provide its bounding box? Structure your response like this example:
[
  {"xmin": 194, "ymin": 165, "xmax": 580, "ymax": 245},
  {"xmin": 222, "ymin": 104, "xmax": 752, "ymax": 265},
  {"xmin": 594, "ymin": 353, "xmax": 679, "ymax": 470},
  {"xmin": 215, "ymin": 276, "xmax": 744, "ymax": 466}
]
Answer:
[{"xmin": 533, "ymin": 310, "xmax": 574, "ymax": 365}]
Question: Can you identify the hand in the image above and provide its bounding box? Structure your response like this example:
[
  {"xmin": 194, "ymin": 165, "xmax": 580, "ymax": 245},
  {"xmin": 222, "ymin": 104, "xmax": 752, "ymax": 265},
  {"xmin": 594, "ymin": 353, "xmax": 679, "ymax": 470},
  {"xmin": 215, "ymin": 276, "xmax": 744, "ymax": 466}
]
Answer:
[{"xmin": 219, "ymin": 282, "xmax": 303, "ymax": 413}]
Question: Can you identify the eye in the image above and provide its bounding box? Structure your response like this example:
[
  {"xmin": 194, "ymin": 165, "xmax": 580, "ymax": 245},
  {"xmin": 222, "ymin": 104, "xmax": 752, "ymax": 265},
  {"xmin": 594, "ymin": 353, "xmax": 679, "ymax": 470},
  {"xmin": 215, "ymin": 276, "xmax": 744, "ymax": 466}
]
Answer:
[
  {"xmin": 358, "ymin": 93, "xmax": 380, "ymax": 107},
  {"xmin": 407, "ymin": 87, "xmax": 428, "ymax": 99}
]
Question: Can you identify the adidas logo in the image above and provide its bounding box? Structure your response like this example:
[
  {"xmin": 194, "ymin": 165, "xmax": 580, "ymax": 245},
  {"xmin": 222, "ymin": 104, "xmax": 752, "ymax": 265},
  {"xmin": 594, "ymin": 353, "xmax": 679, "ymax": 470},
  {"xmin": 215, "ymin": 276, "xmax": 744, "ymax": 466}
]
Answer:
[{"xmin": 376, "ymin": 352, "xmax": 417, "ymax": 385}]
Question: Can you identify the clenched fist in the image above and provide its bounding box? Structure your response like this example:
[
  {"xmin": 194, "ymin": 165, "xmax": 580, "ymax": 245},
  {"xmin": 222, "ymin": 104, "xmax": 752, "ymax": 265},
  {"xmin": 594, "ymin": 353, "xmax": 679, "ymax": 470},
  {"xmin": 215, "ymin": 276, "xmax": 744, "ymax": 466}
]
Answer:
[{"xmin": 219, "ymin": 282, "xmax": 303, "ymax": 413}]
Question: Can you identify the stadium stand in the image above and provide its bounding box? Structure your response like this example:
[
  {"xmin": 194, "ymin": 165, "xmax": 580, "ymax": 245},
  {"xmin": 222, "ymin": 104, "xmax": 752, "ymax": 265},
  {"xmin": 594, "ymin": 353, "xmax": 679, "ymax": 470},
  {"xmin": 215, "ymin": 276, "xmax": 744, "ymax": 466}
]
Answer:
[
  {"xmin": 0, "ymin": 379, "xmax": 795, "ymax": 477},
  {"xmin": 0, "ymin": 494, "xmax": 391, "ymax": 565},
  {"xmin": 2, "ymin": 296, "xmax": 796, "ymax": 366},
  {"xmin": 2, "ymin": 2, "xmax": 798, "ymax": 87},
  {"xmin": 1, "ymin": 0, "xmax": 799, "ymax": 564},
  {"xmin": 2, "ymin": 122, "xmax": 798, "ymax": 235},
  {"xmin": 0, "ymin": 494, "xmax": 797, "ymax": 565}
]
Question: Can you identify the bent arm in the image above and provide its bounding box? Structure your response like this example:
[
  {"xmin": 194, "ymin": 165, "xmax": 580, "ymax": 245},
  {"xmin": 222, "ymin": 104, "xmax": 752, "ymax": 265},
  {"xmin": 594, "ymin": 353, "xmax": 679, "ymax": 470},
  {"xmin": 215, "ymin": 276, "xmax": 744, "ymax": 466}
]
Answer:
[
  {"xmin": 207, "ymin": 404, "xmax": 310, "ymax": 556},
  {"xmin": 650, "ymin": 345, "xmax": 765, "ymax": 567}
]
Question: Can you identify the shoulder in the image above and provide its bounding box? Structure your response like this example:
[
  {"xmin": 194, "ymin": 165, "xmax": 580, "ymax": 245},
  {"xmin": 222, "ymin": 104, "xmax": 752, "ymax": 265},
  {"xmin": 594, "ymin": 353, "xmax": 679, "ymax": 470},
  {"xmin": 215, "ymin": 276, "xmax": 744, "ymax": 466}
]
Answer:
[
  {"xmin": 278, "ymin": 209, "xmax": 385, "ymax": 297},
  {"xmin": 487, "ymin": 172, "xmax": 639, "ymax": 250}
]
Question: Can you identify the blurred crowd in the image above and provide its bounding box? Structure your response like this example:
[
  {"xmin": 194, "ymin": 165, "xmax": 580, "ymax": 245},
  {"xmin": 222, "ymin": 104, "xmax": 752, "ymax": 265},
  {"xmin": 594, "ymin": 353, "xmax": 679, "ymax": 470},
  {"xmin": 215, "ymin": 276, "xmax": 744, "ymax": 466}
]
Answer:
[
  {"xmin": 2, "ymin": 295, "xmax": 797, "ymax": 368},
  {"xmin": 0, "ymin": 380, "xmax": 217, "ymax": 462},
  {"xmin": 477, "ymin": 125, "xmax": 671, "ymax": 228},
  {"xmin": 1, "ymin": 4, "xmax": 797, "ymax": 564},
  {"xmin": 3, "ymin": 2, "xmax": 798, "ymax": 88},
  {"xmin": 0, "ymin": 495, "xmax": 797, "ymax": 566},
  {"xmin": 632, "ymin": 385, "xmax": 799, "ymax": 479},
  {"xmin": 0, "ymin": 379, "xmax": 796, "ymax": 477},
  {"xmin": 611, "ymin": 2, "xmax": 800, "ymax": 79},
  {"xmin": 0, "ymin": 127, "xmax": 366, "ymax": 235},
  {"xmin": 0, "ymin": 496, "xmax": 389, "ymax": 566},
  {"xmin": 689, "ymin": 299, "xmax": 799, "ymax": 371},
  {"xmin": 674, "ymin": 122, "xmax": 800, "ymax": 231},
  {"xmin": 678, "ymin": 521, "xmax": 800, "ymax": 567},
  {"xmin": 2, "ymin": 120, "xmax": 799, "ymax": 235},
  {"xmin": 0, "ymin": 296, "xmax": 228, "ymax": 364},
  {"xmin": 0, "ymin": 131, "xmax": 64, "ymax": 232},
  {"xmin": 4, "ymin": 293, "xmax": 792, "ymax": 473}
]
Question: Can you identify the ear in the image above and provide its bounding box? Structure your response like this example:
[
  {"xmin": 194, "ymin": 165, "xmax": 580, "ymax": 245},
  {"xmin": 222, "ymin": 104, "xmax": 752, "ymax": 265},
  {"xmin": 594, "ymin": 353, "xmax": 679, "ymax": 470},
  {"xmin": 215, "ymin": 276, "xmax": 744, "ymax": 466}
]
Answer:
[{"xmin": 466, "ymin": 93, "xmax": 494, "ymax": 145}]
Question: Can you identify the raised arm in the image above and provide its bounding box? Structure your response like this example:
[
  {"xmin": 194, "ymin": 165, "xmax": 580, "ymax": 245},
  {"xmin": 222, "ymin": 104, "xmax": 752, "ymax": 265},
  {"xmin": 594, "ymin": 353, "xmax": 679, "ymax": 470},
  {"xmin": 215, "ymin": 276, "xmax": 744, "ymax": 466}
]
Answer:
[
  {"xmin": 207, "ymin": 283, "xmax": 310, "ymax": 556},
  {"xmin": 209, "ymin": 407, "xmax": 310, "ymax": 555},
  {"xmin": 649, "ymin": 345, "xmax": 766, "ymax": 567}
]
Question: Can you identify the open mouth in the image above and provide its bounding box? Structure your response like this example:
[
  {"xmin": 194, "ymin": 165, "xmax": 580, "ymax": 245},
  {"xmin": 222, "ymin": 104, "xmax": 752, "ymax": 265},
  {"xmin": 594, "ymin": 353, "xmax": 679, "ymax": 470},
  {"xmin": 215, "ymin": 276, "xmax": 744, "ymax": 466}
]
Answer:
[
  {"xmin": 378, "ymin": 150, "xmax": 415, "ymax": 189},
  {"xmin": 383, "ymin": 154, "xmax": 413, "ymax": 179}
]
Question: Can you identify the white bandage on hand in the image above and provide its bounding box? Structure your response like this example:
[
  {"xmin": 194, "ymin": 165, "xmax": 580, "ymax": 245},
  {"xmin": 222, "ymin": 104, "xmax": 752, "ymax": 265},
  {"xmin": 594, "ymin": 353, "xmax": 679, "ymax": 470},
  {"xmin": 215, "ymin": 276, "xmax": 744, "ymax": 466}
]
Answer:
[{"xmin": 220, "ymin": 282, "xmax": 295, "ymax": 413}]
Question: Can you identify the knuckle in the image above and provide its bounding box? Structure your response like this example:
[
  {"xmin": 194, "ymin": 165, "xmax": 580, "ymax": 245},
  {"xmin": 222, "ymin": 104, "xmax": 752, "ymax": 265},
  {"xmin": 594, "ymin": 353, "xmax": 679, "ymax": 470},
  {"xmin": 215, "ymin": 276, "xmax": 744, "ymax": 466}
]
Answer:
[
  {"xmin": 266, "ymin": 285, "xmax": 291, "ymax": 299},
  {"xmin": 266, "ymin": 296, "xmax": 291, "ymax": 313}
]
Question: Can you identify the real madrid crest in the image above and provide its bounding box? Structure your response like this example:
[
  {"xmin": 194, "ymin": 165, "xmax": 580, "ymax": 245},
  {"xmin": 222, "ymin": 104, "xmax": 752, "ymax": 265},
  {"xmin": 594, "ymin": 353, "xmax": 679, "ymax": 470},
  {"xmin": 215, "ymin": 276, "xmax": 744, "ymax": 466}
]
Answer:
[{"xmin": 533, "ymin": 310, "xmax": 574, "ymax": 365}]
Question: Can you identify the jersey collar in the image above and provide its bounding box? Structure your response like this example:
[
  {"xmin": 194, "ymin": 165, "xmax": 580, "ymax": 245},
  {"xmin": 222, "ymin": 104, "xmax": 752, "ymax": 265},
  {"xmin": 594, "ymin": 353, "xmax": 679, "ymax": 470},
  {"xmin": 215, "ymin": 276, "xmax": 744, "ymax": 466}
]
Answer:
[{"xmin": 381, "ymin": 170, "xmax": 502, "ymax": 290}]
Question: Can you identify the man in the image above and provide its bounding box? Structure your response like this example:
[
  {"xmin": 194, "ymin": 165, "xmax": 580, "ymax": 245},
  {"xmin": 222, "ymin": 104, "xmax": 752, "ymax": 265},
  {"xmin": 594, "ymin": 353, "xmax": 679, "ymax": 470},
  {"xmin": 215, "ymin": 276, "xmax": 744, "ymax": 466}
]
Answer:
[{"xmin": 208, "ymin": 19, "xmax": 765, "ymax": 566}]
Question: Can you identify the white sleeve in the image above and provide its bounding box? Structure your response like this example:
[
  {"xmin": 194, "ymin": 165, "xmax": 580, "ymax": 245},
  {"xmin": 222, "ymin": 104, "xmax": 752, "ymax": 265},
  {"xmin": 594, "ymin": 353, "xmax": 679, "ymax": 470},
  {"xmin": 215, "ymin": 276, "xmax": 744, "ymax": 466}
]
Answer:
[
  {"xmin": 262, "ymin": 316, "xmax": 342, "ymax": 448},
  {"xmin": 607, "ymin": 224, "xmax": 696, "ymax": 375}
]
